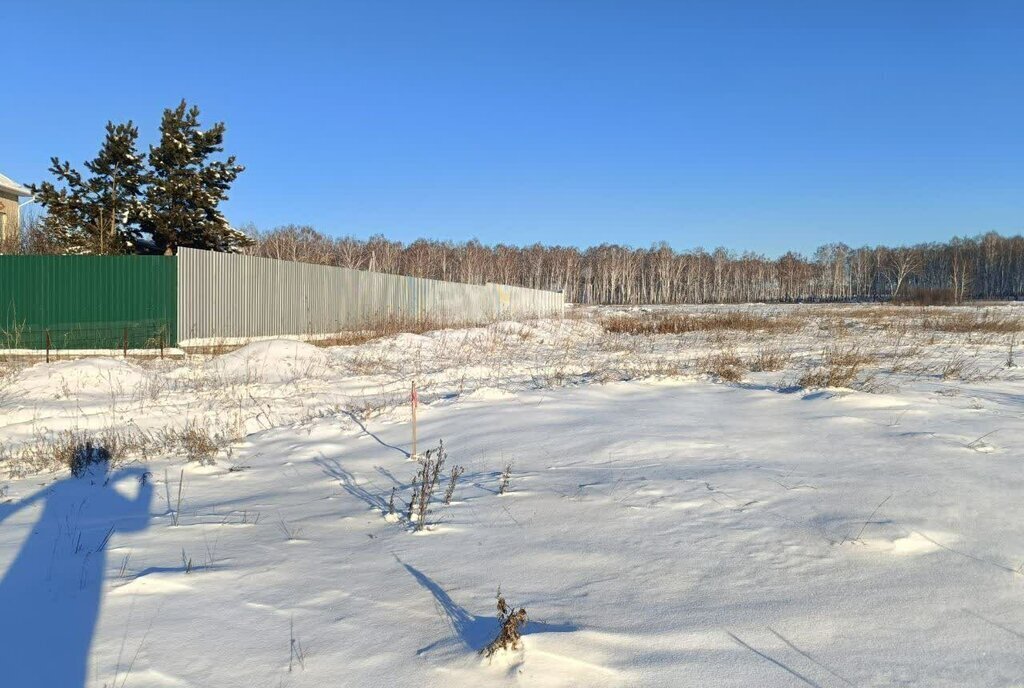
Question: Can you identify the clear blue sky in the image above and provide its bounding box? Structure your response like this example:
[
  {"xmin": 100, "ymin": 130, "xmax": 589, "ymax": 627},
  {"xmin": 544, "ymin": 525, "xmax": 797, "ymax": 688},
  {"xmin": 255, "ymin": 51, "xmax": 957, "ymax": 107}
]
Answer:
[{"xmin": 4, "ymin": 1, "xmax": 1023, "ymax": 256}]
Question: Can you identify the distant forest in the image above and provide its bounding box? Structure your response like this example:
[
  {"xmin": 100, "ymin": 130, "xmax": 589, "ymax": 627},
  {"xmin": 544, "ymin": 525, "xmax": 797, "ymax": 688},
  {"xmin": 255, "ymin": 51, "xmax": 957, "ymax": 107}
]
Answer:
[{"xmin": 247, "ymin": 226, "xmax": 1024, "ymax": 304}]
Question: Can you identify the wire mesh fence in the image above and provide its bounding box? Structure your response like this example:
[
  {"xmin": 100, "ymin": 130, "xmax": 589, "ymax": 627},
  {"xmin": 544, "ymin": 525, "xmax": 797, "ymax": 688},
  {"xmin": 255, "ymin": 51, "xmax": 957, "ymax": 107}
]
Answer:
[{"xmin": 0, "ymin": 320, "xmax": 172, "ymax": 355}]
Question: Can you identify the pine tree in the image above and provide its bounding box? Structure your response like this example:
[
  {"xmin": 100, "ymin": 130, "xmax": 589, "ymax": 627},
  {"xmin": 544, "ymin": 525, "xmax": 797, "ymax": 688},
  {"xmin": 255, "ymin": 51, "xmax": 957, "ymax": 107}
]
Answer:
[
  {"xmin": 31, "ymin": 122, "xmax": 146, "ymax": 254},
  {"xmin": 143, "ymin": 100, "xmax": 247, "ymax": 254},
  {"xmin": 84, "ymin": 121, "xmax": 147, "ymax": 252},
  {"xmin": 31, "ymin": 159, "xmax": 90, "ymax": 253}
]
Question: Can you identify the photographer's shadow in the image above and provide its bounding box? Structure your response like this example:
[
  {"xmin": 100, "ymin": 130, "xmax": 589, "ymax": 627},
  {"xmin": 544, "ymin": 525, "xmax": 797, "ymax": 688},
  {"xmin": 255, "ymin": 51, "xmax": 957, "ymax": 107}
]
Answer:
[{"xmin": 0, "ymin": 458, "xmax": 153, "ymax": 687}]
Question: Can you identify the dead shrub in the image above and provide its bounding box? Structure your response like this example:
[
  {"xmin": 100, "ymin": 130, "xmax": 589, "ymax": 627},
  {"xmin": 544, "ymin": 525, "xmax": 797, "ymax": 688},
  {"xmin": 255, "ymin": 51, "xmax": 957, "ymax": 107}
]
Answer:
[
  {"xmin": 443, "ymin": 465, "xmax": 464, "ymax": 505},
  {"xmin": 408, "ymin": 440, "xmax": 446, "ymax": 530},
  {"xmin": 481, "ymin": 592, "xmax": 528, "ymax": 658}
]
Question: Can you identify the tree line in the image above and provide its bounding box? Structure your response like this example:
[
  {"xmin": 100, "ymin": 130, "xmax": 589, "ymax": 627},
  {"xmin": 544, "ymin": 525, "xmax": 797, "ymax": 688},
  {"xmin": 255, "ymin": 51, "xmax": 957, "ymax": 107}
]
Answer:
[{"xmin": 245, "ymin": 225, "xmax": 1024, "ymax": 304}]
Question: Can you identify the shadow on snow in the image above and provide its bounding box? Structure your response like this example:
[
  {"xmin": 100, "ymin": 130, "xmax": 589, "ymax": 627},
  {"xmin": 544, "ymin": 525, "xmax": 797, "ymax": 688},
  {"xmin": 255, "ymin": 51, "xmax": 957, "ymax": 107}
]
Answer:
[
  {"xmin": 399, "ymin": 558, "xmax": 576, "ymax": 656},
  {"xmin": 0, "ymin": 461, "xmax": 153, "ymax": 687}
]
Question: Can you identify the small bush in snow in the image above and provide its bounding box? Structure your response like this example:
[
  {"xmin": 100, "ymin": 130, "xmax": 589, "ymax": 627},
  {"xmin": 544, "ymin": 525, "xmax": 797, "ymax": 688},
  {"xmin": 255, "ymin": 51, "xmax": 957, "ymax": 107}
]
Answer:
[
  {"xmin": 444, "ymin": 465, "xmax": 464, "ymax": 505},
  {"xmin": 409, "ymin": 440, "xmax": 446, "ymax": 530},
  {"xmin": 482, "ymin": 592, "xmax": 527, "ymax": 658}
]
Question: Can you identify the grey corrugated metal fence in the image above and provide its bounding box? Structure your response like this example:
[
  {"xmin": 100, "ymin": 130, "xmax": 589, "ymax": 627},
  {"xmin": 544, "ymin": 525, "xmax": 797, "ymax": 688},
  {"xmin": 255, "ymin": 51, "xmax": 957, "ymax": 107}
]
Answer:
[{"xmin": 177, "ymin": 248, "xmax": 564, "ymax": 343}]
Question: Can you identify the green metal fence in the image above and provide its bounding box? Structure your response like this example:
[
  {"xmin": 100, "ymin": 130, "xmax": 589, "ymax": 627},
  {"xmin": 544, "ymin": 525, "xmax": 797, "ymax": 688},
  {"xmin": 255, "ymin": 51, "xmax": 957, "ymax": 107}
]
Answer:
[{"xmin": 0, "ymin": 255, "xmax": 177, "ymax": 350}]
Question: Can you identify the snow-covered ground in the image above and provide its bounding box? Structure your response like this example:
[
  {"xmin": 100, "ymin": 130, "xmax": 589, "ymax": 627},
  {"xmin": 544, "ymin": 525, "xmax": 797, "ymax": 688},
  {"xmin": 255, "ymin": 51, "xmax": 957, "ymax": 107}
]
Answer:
[{"xmin": 2, "ymin": 303, "xmax": 1024, "ymax": 686}]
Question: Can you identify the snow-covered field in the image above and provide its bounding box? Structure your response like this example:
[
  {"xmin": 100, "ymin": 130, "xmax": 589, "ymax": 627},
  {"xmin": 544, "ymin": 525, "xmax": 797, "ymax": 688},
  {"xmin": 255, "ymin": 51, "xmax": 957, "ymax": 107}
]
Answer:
[{"xmin": 2, "ymin": 303, "xmax": 1024, "ymax": 687}]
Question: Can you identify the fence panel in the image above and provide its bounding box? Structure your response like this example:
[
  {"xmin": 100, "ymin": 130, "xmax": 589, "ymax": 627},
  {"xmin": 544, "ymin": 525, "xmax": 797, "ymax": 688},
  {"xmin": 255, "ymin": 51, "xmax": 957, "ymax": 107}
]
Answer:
[
  {"xmin": 0, "ymin": 255, "xmax": 177, "ymax": 349},
  {"xmin": 177, "ymin": 248, "xmax": 563, "ymax": 343}
]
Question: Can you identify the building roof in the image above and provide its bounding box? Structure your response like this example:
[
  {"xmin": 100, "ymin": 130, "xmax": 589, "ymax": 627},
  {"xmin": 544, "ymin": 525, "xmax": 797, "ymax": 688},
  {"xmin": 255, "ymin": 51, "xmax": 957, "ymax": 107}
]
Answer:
[{"xmin": 0, "ymin": 172, "xmax": 32, "ymax": 197}]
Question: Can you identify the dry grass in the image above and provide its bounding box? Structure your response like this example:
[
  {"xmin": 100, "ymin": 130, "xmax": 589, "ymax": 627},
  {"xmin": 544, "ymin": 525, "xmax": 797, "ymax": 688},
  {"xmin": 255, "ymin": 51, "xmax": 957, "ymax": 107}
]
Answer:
[
  {"xmin": 0, "ymin": 427, "xmax": 142, "ymax": 477},
  {"xmin": 620, "ymin": 357, "xmax": 683, "ymax": 379},
  {"xmin": 798, "ymin": 346, "xmax": 874, "ymax": 389},
  {"xmin": 0, "ymin": 418, "xmax": 229, "ymax": 477},
  {"xmin": 6, "ymin": 303, "xmax": 1024, "ymax": 484},
  {"xmin": 179, "ymin": 317, "xmax": 465, "ymax": 354},
  {"xmin": 345, "ymin": 350, "xmax": 398, "ymax": 376},
  {"xmin": 177, "ymin": 419, "xmax": 221, "ymax": 464},
  {"xmin": 697, "ymin": 351, "xmax": 747, "ymax": 382},
  {"xmin": 922, "ymin": 312, "xmax": 1024, "ymax": 334},
  {"xmin": 181, "ymin": 339, "xmax": 239, "ymax": 356},
  {"xmin": 603, "ymin": 311, "xmax": 802, "ymax": 336},
  {"xmin": 937, "ymin": 350, "xmax": 983, "ymax": 381},
  {"xmin": 748, "ymin": 346, "xmax": 791, "ymax": 372},
  {"xmin": 312, "ymin": 316, "xmax": 461, "ymax": 347}
]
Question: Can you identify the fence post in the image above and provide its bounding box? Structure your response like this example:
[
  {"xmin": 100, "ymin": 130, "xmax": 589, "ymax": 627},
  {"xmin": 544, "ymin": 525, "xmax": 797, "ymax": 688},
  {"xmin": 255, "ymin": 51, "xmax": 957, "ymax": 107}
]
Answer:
[
  {"xmin": 123, "ymin": 327, "xmax": 128, "ymax": 358},
  {"xmin": 159, "ymin": 331, "xmax": 165, "ymax": 360},
  {"xmin": 45, "ymin": 329, "xmax": 51, "ymax": 364}
]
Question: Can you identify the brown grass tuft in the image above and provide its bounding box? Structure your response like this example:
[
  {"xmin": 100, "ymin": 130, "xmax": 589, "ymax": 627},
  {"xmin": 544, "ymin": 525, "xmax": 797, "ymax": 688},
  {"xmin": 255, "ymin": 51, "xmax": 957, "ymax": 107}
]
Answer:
[
  {"xmin": 313, "ymin": 316, "xmax": 457, "ymax": 347},
  {"xmin": 922, "ymin": 312, "xmax": 1024, "ymax": 334},
  {"xmin": 178, "ymin": 420, "xmax": 221, "ymax": 464},
  {"xmin": 697, "ymin": 351, "xmax": 747, "ymax": 382},
  {"xmin": 798, "ymin": 346, "xmax": 873, "ymax": 389},
  {"xmin": 748, "ymin": 346, "xmax": 791, "ymax": 372},
  {"xmin": 604, "ymin": 311, "xmax": 802, "ymax": 336}
]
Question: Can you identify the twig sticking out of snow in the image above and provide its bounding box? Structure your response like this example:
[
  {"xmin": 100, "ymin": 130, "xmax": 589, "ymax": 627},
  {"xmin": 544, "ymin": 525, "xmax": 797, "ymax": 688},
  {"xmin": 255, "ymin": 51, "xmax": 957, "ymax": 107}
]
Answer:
[
  {"xmin": 842, "ymin": 494, "xmax": 892, "ymax": 545},
  {"xmin": 499, "ymin": 462, "xmax": 513, "ymax": 495},
  {"xmin": 966, "ymin": 429, "xmax": 1000, "ymax": 450},
  {"xmin": 289, "ymin": 617, "xmax": 306, "ymax": 672}
]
